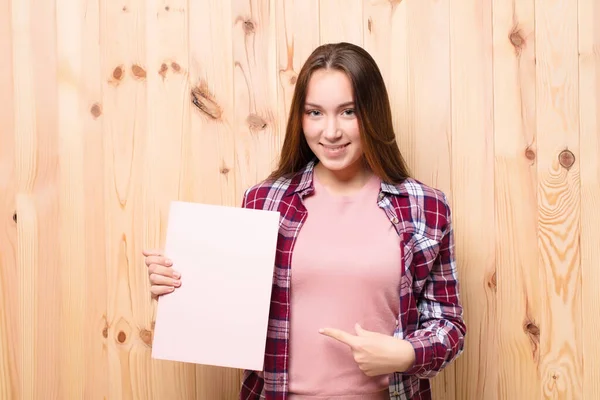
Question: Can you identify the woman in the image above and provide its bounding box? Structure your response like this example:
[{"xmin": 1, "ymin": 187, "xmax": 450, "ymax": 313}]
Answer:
[{"xmin": 143, "ymin": 42, "xmax": 466, "ymax": 400}]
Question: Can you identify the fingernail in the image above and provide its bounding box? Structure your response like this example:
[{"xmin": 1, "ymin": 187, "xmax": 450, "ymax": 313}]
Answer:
[
  {"xmin": 166, "ymin": 259, "xmax": 173, "ymax": 266},
  {"xmin": 173, "ymin": 271, "xmax": 181, "ymax": 278}
]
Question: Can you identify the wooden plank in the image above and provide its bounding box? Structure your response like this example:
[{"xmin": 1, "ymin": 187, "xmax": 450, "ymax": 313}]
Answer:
[
  {"xmin": 56, "ymin": 0, "xmax": 87, "ymax": 396},
  {"xmin": 276, "ymin": 0, "xmax": 319, "ymax": 135},
  {"xmin": 79, "ymin": 0, "xmax": 109, "ymax": 397},
  {"xmin": 100, "ymin": 1, "xmax": 151, "ymax": 398},
  {"xmin": 183, "ymin": 0, "xmax": 237, "ymax": 208},
  {"xmin": 319, "ymin": 0, "xmax": 363, "ymax": 46},
  {"xmin": 449, "ymin": 0, "xmax": 497, "ymax": 398},
  {"xmin": 12, "ymin": 0, "xmax": 62, "ymax": 396},
  {"xmin": 0, "ymin": 0, "xmax": 18, "ymax": 397},
  {"xmin": 143, "ymin": 0, "xmax": 197, "ymax": 398},
  {"xmin": 578, "ymin": 0, "xmax": 600, "ymax": 397},
  {"xmin": 492, "ymin": 0, "xmax": 541, "ymax": 398},
  {"xmin": 232, "ymin": 0, "xmax": 280, "ymax": 200},
  {"xmin": 363, "ymin": 0, "xmax": 417, "ymax": 169},
  {"xmin": 535, "ymin": 0, "xmax": 583, "ymax": 397},
  {"xmin": 364, "ymin": 0, "xmax": 415, "ymax": 178}
]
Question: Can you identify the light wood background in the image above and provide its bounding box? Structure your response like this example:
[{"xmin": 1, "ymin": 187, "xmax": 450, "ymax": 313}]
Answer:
[{"xmin": 0, "ymin": 0, "xmax": 598, "ymax": 399}]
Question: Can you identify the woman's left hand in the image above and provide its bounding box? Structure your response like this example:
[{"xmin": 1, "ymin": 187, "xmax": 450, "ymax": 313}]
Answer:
[{"xmin": 319, "ymin": 323, "xmax": 416, "ymax": 376}]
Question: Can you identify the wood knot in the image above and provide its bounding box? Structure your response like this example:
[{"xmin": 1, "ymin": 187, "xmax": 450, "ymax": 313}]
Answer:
[
  {"xmin": 243, "ymin": 20, "xmax": 255, "ymax": 34},
  {"xmin": 112, "ymin": 66, "xmax": 124, "ymax": 81},
  {"xmin": 220, "ymin": 166, "xmax": 230, "ymax": 175},
  {"xmin": 289, "ymin": 75, "xmax": 297, "ymax": 85},
  {"xmin": 117, "ymin": 331, "xmax": 127, "ymax": 343},
  {"xmin": 122, "ymin": 6, "xmax": 128, "ymax": 12},
  {"xmin": 558, "ymin": 149, "xmax": 575, "ymax": 169},
  {"xmin": 159, "ymin": 63, "xmax": 168, "ymax": 79},
  {"xmin": 139, "ymin": 329, "xmax": 152, "ymax": 347},
  {"xmin": 165, "ymin": 5, "xmax": 170, "ymax": 11},
  {"xmin": 171, "ymin": 62, "xmax": 181, "ymax": 72},
  {"xmin": 524, "ymin": 321, "xmax": 540, "ymax": 337},
  {"xmin": 131, "ymin": 64, "xmax": 147, "ymax": 79},
  {"xmin": 191, "ymin": 84, "xmax": 223, "ymax": 120},
  {"xmin": 525, "ymin": 146, "xmax": 536, "ymax": 161},
  {"xmin": 367, "ymin": 18, "xmax": 372, "ymax": 33},
  {"xmin": 487, "ymin": 271, "xmax": 497, "ymax": 290},
  {"xmin": 102, "ymin": 319, "xmax": 108, "ymax": 338},
  {"xmin": 247, "ymin": 114, "xmax": 267, "ymax": 131},
  {"xmin": 12, "ymin": 212, "xmax": 17, "ymax": 223},
  {"xmin": 509, "ymin": 30, "xmax": 525, "ymax": 49},
  {"xmin": 90, "ymin": 103, "xmax": 102, "ymax": 118}
]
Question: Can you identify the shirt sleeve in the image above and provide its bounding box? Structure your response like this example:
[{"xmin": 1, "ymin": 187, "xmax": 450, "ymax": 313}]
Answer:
[{"xmin": 401, "ymin": 193, "xmax": 467, "ymax": 378}]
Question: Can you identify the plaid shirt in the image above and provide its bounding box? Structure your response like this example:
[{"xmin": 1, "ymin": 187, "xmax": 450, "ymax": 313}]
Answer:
[{"xmin": 239, "ymin": 159, "xmax": 466, "ymax": 400}]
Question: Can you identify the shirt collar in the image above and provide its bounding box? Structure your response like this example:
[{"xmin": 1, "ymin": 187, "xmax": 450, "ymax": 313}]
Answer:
[{"xmin": 288, "ymin": 158, "xmax": 409, "ymax": 197}]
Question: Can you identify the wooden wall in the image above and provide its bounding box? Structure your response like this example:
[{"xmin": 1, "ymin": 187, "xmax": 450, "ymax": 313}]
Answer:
[{"xmin": 0, "ymin": 0, "xmax": 598, "ymax": 398}]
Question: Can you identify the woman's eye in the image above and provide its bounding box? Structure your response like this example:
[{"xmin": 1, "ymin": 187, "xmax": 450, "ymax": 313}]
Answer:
[
  {"xmin": 343, "ymin": 109, "xmax": 355, "ymax": 116},
  {"xmin": 306, "ymin": 110, "xmax": 321, "ymax": 117}
]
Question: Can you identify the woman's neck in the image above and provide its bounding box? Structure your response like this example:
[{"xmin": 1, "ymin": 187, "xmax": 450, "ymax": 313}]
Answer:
[{"xmin": 314, "ymin": 159, "xmax": 373, "ymax": 196}]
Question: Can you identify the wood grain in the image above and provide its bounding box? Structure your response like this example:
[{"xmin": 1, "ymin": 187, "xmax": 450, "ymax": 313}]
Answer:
[
  {"xmin": 535, "ymin": 0, "xmax": 583, "ymax": 397},
  {"xmin": 56, "ymin": 0, "xmax": 87, "ymax": 396},
  {"xmin": 0, "ymin": 0, "xmax": 18, "ymax": 397},
  {"xmin": 449, "ymin": 0, "xmax": 497, "ymax": 398},
  {"xmin": 79, "ymin": 0, "xmax": 109, "ymax": 397},
  {"xmin": 579, "ymin": 0, "xmax": 600, "ymax": 397},
  {"xmin": 372, "ymin": 1, "xmax": 414, "ymax": 170},
  {"xmin": 319, "ymin": 0, "xmax": 363, "ymax": 46},
  {"xmin": 12, "ymin": 0, "xmax": 62, "ymax": 397},
  {"xmin": 492, "ymin": 0, "xmax": 542, "ymax": 398},
  {"xmin": 100, "ymin": 0, "xmax": 151, "ymax": 398},
  {"xmin": 232, "ymin": 0, "xmax": 280, "ymax": 200},
  {"xmin": 276, "ymin": 0, "xmax": 319, "ymax": 131},
  {"xmin": 185, "ymin": 0, "xmax": 237, "ymax": 208}
]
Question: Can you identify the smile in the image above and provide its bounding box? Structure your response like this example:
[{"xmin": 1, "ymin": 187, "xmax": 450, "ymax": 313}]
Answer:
[{"xmin": 321, "ymin": 144, "xmax": 349, "ymax": 150}]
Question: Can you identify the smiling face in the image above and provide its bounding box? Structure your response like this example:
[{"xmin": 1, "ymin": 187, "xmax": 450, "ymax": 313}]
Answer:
[
  {"xmin": 302, "ymin": 68, "xmax": 365, "ymax": 183},
  {"xmin": 268, "ymin": 43, "xmax": 410, "ymax": 188}
]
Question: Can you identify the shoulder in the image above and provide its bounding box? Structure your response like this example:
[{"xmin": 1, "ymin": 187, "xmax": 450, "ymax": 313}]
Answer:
[
  {"xmin": 392, "ymin": 177, "xmax": 453, "ymax": 240},
  {"xmin": 241, "ymin": 174, "xmax": 296, "ymax": 211},
  {"xmin": 242, "ymin": 161, "xmax": 315, "ymax": 210}
]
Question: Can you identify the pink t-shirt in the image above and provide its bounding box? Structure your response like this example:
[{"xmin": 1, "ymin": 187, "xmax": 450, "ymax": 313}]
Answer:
[{"xmin": 288, "ymin": 172, "xmax": 401, "ymax": 399}]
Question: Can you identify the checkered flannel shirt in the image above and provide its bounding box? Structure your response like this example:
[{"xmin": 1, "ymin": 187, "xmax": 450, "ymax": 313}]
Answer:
[{"xmin": 239, "ymin": 159, "xmax": 466, "ymax": 400}]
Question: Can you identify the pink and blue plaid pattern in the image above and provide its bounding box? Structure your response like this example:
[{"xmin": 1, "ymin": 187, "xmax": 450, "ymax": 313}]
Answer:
[{"xmin": 239, "ymin": 160, "xmax": 466, "ymax": 400}]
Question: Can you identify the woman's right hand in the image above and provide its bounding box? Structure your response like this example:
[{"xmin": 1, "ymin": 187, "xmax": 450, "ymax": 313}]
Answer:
[{"xmin": 142, "ymin": 249, "xmax": 182, "ymax": 297}]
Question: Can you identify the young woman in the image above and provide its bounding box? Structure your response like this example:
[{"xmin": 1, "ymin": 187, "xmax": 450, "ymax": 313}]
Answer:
[{"xmin": 143, "ymin": 42, "xmax": 466, "ymax": 400}]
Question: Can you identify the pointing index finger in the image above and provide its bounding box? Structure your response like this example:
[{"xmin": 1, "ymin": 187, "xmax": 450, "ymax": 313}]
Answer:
[{"xmin": 319, "ymin": 327, "xmax": 356, "ymax": 348}]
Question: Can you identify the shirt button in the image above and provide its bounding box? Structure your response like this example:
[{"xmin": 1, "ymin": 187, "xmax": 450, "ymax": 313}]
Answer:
[
  {"xmin": 393, "ymin": 391, "xmax": 400, "ymax": 396},
  {"xmin": 395, "ymin": 319, "xmax": 399, "ymax": 326},
  {"xmin": 392, "ymin": 216, "xmax": 399, "ymax": 224}
]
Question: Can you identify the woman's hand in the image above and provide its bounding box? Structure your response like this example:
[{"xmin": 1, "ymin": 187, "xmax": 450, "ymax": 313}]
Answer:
[
  {"xmin": 142, "ymin": 249, "xmax": 181, "ymax": 298},
  {"xmin": 319, "ymin": 323, "xmax": 416, "ymax": 376}
]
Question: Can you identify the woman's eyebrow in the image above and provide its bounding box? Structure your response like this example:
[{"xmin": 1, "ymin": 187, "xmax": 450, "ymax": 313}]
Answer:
[{"xmin": 304, "ymin": 101, "xmax": 355, "ymax": 108}]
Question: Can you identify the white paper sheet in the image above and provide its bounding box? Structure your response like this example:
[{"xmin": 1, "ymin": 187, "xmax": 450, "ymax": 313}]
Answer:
[{"xmin": 151, "ymin": 200, "xmax": 280, "ymax": 371}]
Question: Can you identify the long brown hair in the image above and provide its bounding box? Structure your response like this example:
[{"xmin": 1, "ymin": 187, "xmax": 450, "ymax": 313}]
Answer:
[{"xmin": 268, "ymin": 42, "xmax": 411, "ymax": 184}]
